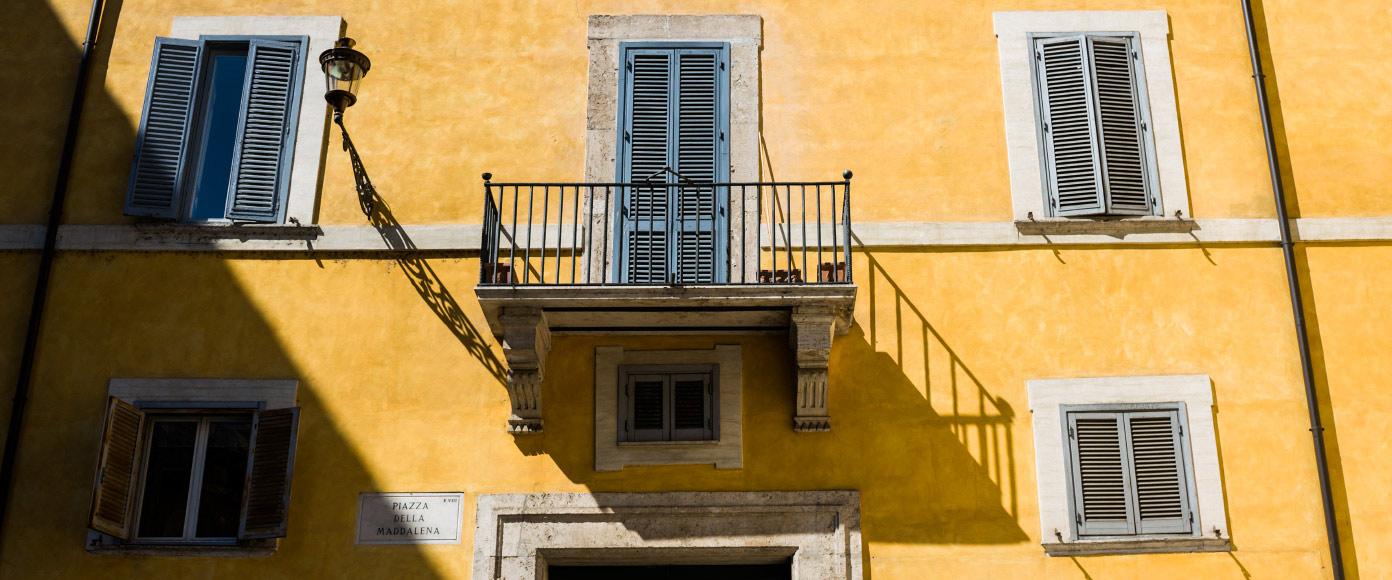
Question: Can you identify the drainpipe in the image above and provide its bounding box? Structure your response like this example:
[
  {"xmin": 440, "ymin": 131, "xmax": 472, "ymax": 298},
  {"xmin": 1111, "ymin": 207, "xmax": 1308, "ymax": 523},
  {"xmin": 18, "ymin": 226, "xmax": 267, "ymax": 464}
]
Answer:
[
  {"xmin": 0, "ymin": 0, "xmax": 106, "ymax": 540},
  {"xmin": 1241, "ymin": 2, "xmax": 1345, "ymax": 578}
]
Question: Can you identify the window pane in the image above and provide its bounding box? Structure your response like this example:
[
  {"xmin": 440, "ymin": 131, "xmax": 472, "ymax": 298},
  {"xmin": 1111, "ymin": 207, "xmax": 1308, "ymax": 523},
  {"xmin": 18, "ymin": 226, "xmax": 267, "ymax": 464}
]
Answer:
[
  {"xmin": 188, "ymin": 52, "xmax": 248, "ymax": 220},
  {"xmin": 194, "ymin": 419, "xmax": 253, "ymax": 538},
  {"xmin": 136, "ymin": 421, "xmax": 198, "ymax": 538}
]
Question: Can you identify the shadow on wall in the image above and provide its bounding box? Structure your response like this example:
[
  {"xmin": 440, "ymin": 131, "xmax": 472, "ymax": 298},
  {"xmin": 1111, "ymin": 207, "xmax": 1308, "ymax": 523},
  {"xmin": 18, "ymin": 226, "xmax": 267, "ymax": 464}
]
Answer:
[
  {"xmin": 1248, "ymin": 0, "xmax": 1360, "ymax": 577},
  {"xmin": 525, "ymin": 248, "xmax": 1027, "ymax": 547},
  {"xmin": 0, "ymin": 1, "xmax": 448, "ymax": 577},
  {"xmin": 340, "ymin": 120, "xmax": 507, "ymax": 384}
]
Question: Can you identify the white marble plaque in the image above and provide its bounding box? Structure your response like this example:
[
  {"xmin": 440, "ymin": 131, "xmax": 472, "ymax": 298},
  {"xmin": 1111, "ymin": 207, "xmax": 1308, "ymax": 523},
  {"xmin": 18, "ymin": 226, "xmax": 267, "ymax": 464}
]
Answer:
[{"xmin": 356, "ymin": 492, "xmax": 464, "ymax": 545}]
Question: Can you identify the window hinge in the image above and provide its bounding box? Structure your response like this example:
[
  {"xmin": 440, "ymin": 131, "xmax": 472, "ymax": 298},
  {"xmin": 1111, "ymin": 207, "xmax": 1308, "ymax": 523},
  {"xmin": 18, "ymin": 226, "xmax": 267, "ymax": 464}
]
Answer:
[
  {"xmin": 1043, "ymin": 122, "xmax": 1050, "ymax": 133},
  {"xmin": 1068, "ymin": 426, "xmax": 1075, "ymax": 439},
  {"xmin": 1140, "ymin": 121, "xmax": 1148, "ymax": 131},
  {"xmin": 1178, "ymin": 423, "xmax": 1184, "ymax": 436},
  {"xmin": 1075, "ymin": 513, "xmax": 1082, "ymax": 526}
]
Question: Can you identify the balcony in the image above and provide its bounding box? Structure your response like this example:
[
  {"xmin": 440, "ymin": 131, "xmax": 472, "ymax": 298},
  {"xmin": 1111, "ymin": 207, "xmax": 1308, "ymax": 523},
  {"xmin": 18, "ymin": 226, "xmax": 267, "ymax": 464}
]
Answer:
[{"xmin": 474, "ymin": 170, "xmax": 857, "ymax": 433}]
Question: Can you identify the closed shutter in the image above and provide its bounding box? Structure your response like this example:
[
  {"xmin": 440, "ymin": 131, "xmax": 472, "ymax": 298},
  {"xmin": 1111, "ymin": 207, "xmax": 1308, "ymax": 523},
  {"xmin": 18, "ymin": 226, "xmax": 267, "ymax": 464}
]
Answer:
[
  {"xmin": 239, "ymin": 407, "xmax": 300, "ymax": 539},
  {"xmin": 1068, "ymin": 412, "xmax": 1133, "ymax": 535},
  {"xmin": 1127, "ymin": 411, "xmax": 1192, "ymax": 534},
  {"xmin": 672, "ymin": 49, "xmax": 725, "ymax": 283},
  {"xmin": 621, "ymin": 50, "xmax": 673, "ymax": 284},
  {"xmin": 225, "ymin": 40, "xmax": 302, "ymax": 222},
  {"xmin": 88, "ymin": 397, "xmax": 146, "ymax": 539},
  {"xmin": 123, "ymin": 38, "xmax": 202, "ymax": 219},
  {"xmin": 626, "ymin": 375, "xmax": 667, "ymax": 442},
  {"xmin": 1067, "ymin": 408, "xmax": 1195, "ymax": 537},
  {"xmin": 1034, "ymin": 34, "xmax": 1157, "ymax": 217},
  {"xmin": 617, "ymin": 45, "xmax": 729, "ymax": 283},
  {"xmin": 670, "ymin": 373, "xmax": 713, "ymax": 441}
]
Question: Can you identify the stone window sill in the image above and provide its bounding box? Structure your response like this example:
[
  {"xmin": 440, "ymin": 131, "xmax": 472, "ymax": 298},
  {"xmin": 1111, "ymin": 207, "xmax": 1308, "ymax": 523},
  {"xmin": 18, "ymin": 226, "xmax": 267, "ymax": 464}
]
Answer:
[
  {"xmin": 86, "ymin": 539, "xmax": 277, "ymax": 558},
  {"xmin": 1015, "ymin": 217, "xmax": 1198, "ymax": 237},
  {"xmin": 132, "ymin": 222, "xmax": 323, "ymax": 240},
  {"xmin": 1043, "ymin": 536, "xmax": 1230, "ymax": 557},
  {"xmin": 618, "ymin": 440, "xmax": 720, "ymax": 447}
]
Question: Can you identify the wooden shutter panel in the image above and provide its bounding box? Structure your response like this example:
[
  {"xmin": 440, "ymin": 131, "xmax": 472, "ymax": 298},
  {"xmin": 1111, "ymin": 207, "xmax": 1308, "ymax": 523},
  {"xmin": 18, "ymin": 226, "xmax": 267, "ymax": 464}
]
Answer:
[
  {"xmin": 1088, "ymin": 36, "xmax": 1153, "ymax": 215},
  {"xmin": 627, "ymin": 375, "xmax": 667, "ymax": 442},
  {"xmin": 239, "ymin": 407, "xmax": 300, "ymax": 539},
  {"xmin": 1068, "ymin": 412, "xmax": 1134, "ymax": 536},
  {"xmin": 1126, "ymin": 411, "xmax": 1193, "ymax": 534},
  {"xmin": 672, "ymin": 49, "xmax": 726, "ymax": 284},
  {"xmin": 620, "ymin": 50, "xmax": 673, "ymax": 283},
  {"xmin": 88, "ymin": 397, "xmax": 145, "ymax": 539},
  {"xmin": 670, "ymin": 373, "xmax": 713, "ymax": 441},
  {"xmin": 225, "ymin": 40, "xmax": 302, "ymax": 222},
  {"xmin": 123, "ymin": 38, "xmax": 202, "ymax": 219},
  {"xmin": 1036, "ymin": 36, "xmax": 1104, "ymax": 217}
]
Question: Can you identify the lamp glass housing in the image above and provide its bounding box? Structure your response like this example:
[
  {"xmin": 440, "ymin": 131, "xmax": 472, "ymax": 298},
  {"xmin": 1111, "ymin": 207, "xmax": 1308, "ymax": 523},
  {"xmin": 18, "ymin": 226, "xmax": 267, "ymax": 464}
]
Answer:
[{"xmin": 319, "ymin": 38, "xmax": 371, "ymax": 111}]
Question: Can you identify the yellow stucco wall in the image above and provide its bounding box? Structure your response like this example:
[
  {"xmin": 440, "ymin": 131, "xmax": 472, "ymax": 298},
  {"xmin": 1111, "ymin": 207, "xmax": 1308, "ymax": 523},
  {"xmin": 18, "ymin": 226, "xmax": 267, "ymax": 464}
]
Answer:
[{"xmin": 1, "ymin": 0, "xmax": 1388, "ymax": 577}]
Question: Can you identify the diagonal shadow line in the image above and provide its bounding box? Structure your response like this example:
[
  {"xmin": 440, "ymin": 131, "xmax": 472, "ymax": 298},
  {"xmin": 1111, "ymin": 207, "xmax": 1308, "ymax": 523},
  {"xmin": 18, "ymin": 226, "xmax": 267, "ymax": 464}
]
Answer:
[{"xmin": 336, "ymin": 116, "xmax": 507, "ymax": 384}]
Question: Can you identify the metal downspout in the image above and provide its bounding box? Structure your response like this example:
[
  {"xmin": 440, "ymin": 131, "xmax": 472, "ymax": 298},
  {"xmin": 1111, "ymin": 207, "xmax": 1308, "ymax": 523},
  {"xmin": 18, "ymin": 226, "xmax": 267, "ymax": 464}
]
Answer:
[
  {"xmin": 0, "ymin": 0, "xmax": 107, "ymax": 541},
  {"xmin": 1240, "ymin": 2, "xmax": 1345, "ymax": 578}
]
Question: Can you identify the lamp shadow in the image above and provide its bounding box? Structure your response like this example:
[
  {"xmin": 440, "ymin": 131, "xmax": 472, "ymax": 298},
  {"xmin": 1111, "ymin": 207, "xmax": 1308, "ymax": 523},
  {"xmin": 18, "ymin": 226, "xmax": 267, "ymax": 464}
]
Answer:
[{"xmin": 336, "ymin": 119, "xmax": 506, "ymax": 385}]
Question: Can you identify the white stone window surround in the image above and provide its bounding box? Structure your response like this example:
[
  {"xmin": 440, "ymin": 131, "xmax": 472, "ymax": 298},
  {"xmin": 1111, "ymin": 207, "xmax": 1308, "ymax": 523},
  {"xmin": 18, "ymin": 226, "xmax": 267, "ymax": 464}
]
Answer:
[
  {"xmin": 1028, "ymin": 374, "xmax": 1230, "ymax": 556},
  {"xmin": 994, "ymin": 11, "xmax": 1191, "ymax": 224},
  {"xmin": 86, "ymin": 378, "xmax": 298, "ymax": 556},
  {"xmin": 595, "ymin": 346, "xmax": 742, "ymax": 471},
  {"xmin": 472, "ymin": 492, "xmax": 862, "ymax": 580},
  {"xmin": 584, "ymin": 14, "xmax": 763, "ymax": 281},
  {"xmin": 168, "ymin": 15, "xmax": 344, "ymax": 225}
]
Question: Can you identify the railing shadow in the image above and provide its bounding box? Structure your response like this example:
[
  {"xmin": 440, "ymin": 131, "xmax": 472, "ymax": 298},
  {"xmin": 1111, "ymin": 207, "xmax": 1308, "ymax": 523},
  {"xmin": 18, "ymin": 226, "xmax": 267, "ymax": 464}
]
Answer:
[
  {"xmin": 336, "ymin": 117, "xmax": 506, "ymax": 384},
  {"xmin": 860, "ymin": 246, "xmax": 1020, "ymax": 521}
]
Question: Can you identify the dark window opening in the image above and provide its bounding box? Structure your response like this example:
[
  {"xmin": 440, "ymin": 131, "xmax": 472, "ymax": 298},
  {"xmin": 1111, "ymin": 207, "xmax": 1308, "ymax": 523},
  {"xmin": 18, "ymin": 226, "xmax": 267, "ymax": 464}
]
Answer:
[{"xmin": 549, "ymin": 564, "xmax": 791, "ymax": 580}]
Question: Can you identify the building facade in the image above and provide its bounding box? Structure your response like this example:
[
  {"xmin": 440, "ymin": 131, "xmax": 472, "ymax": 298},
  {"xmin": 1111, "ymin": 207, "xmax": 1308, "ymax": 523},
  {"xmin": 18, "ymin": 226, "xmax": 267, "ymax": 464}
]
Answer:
[{"xmin": 1, "ymin": 0, "xmax": 1387, "ymax": 578}]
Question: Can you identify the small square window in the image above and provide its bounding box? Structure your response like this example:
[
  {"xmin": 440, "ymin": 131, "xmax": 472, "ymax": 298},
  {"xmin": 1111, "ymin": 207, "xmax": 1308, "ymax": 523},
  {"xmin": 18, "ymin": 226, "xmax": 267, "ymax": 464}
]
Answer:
[
  {"xmin": 1063, "ymin": 405, "xmax": 1196, "ymax": 538},
  {"xmin": 618, "ymin": 365, "xmax": 717, "ymax": 443}
]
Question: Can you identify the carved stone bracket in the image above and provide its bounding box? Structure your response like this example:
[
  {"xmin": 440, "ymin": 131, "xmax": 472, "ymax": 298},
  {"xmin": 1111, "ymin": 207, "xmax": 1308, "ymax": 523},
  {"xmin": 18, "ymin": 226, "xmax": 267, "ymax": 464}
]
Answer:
[
  {"xmin": 499, "ymin": 307, "xmax": 550, "ymax": 433},
  {"xmin": 791, "ymin": 306, "xmax": 836, "ymax": 432}
]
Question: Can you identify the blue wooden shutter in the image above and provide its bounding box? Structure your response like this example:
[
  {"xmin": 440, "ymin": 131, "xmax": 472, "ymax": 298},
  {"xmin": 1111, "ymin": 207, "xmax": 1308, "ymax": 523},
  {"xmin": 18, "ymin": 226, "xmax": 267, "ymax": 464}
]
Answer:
[
  {"xmin": 673, "ymin": 49, "xmax": 728, "ymax": 283},
  {"xmin": 239, "ymin": 406, "xmax": 300, "ymax": 539},
  {"xmin": 1089, "ymin": 36, "xmax": 1154, "ymax": 215},
  {"xmin": 619, "ymin": 49, "xmax": 673, "ymax": 283},
  {"xmin": 617, "ymin": 45, "xmax": 729, "ymax": 283},
  {"xmin": 1126, "ymin": 410, "xmax": 1193, "ymax": 534},
  {"xmin": 225, "ymin": 40, "xmax": 303, "ymax": 223},
  {"xmin": 1068, "ymin": 412, "xmax": 1135, "ymax": 535},
  {"xmin": 123, "ymin": 38, "xmax": 202, "ymax": 219}
]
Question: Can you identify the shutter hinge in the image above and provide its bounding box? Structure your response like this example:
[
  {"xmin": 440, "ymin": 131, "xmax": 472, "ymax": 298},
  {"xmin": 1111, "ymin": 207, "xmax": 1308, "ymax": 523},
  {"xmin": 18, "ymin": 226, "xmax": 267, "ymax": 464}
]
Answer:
[
  {"xmin": 1036, "ymin": 50, "xmax": 1042, "ymax": 61},
  {"xmin": 1075, "ymin": 513, "xmax": 1082, "ymax": 526},
  {"xmin": 1068, "ymin": 425, "xmax": 1075, "ymax": 439},
  {"xmin": 1043, "ymin": 122, "xmax": 1050, "ymax": 134},
  {"xmin": 1132, "ymin": 50, "xmax": 1139, "ymax": 60},
  {"xmin": 1178, "ymin": 423, "xmax": 1184, "ymax": 437},
  {"xmin": 1140, "ymin": 121, "xmax": 1148, "ymax": 131}
]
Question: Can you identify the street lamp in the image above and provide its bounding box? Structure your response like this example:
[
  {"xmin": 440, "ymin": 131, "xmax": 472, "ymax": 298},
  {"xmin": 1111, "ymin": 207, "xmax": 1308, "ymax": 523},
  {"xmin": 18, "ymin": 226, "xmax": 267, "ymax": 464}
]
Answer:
[{"xmin": 319, "ymin": 37, "xmax": 371, "ymax": 118}]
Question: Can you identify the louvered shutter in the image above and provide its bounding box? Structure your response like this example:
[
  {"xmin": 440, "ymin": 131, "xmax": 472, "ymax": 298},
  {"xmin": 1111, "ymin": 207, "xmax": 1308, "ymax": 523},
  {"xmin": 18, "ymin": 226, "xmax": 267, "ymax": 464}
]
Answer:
[
  {"xmin": 1126, "ymin": 410, "xmax": 1192, "ymax": 534},
  {"xmin": 239, "ymin": 407, "xmax": 300, "ymax": 539},
  {"xmin": 672, "ymin": 49, "xmax": 726, "ymax": 284},
  {"xmin": 670, "ymin": 373, "xmax": 713, "ymax": 441},
  {"xmin": 626, "ymin": 375, "xmax": 667, "ymax": 442},
  {"xmin": 225, "ymin": 40, "xmax": 302, "ymax": 222},
  {"xmin": 620, "ymin": 50, "xmax": 673, "ymax": 283},
  {"xmin": 123, "ymin": 38, "xmax": 202, "ymax": 219},
  {"xmin": 88, "ymin": 397, "xmax": 146, "ymax": 539},
  {"xmin": 1036, "ymin": 36, "xmax": 1103, "ymax": 216},
  {"xmin": 1035, "ymin": 34, "xmax": 1157, "ymax": 217},
  {"xmin": 1088, "ymin": 36, "xmax": 1153, "ymax": 215},
  {"xmin": 1068, "ymin": 412, "xmax": 1134, "ymax": 535},
  {"xmin": 616, "ymin": 45, "xmax": 729, "ymax": 283}
]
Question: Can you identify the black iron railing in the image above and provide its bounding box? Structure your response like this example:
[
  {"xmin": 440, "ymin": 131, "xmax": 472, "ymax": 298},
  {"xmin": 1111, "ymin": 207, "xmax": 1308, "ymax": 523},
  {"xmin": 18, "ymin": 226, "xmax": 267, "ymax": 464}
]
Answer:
[{"xmin": 479, "ymin": 170, "xmax": 853, "ymax": 286}]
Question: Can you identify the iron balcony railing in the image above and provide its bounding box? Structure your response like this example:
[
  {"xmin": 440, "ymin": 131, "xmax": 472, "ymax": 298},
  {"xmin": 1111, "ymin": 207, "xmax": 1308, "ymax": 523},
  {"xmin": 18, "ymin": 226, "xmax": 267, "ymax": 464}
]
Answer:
[{"xmin": 479, "ymin": 169, "xmax": 853, "ymax": 286}]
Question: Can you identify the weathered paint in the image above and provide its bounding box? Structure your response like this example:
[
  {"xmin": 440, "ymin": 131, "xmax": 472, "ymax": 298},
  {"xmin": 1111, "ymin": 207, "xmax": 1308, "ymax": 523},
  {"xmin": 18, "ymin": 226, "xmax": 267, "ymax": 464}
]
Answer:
[{"xmin": 0, "ymin": 0, "xmax": 1387, "ymax": 578}]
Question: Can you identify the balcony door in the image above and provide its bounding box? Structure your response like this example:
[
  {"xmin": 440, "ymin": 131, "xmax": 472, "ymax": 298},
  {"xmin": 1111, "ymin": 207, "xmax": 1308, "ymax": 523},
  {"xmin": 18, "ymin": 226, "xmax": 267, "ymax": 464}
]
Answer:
[{"xmin": 615, "ymin": 43, "xmax": 730, "ymax": 284}]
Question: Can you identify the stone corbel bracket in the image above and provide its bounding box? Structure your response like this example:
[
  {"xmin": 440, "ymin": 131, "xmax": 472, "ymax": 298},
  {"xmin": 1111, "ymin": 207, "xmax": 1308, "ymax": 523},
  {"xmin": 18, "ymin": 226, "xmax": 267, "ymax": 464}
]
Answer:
[
  {"xmin": 499, "ymin": 307, "xmax": 551, "ymax": 433},
  {"xmin": 791, "ymin": 306, "xmax": 837, "ymax": 432}
]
